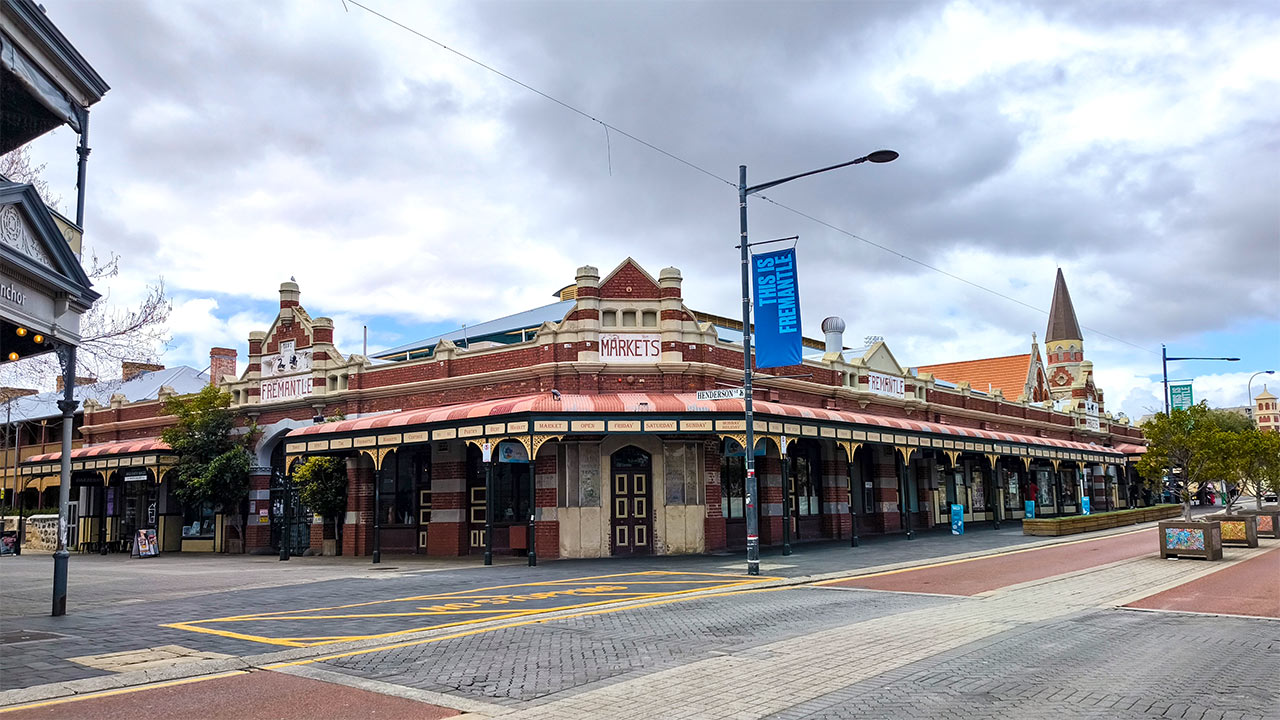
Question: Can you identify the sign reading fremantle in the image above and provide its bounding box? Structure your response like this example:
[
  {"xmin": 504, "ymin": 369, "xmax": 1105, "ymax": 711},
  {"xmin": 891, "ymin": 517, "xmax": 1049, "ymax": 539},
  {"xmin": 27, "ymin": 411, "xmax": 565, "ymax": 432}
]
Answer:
[
  {"xmin": 260, "ymin": 374, "xmax": 313, "ymax": 404},
  {"xmin": 867, "ymin": 371, "xmax": 905, "ymax": 398},
  {"xmin": 599, "ymin": 333, "xmax": 661, "ymax": 363},
  {"xmin": 752, "ymin": 247, "xmax": 802, "ymax": 369}
]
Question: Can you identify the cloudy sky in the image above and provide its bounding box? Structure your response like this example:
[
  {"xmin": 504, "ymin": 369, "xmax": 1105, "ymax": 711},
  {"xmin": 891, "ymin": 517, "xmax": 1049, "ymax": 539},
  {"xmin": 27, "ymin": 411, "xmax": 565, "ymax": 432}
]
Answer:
[{"xmin": 19, "ymin": 0, "xmax": 1280, "ymax": 420}]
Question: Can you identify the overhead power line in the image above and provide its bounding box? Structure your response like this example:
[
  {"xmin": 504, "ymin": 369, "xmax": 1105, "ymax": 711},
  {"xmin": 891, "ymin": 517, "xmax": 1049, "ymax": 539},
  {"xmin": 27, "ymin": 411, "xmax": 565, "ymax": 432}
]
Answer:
[{"xmin": 343, "ymin": 0, "xmax": 1158, "ymax": 356}]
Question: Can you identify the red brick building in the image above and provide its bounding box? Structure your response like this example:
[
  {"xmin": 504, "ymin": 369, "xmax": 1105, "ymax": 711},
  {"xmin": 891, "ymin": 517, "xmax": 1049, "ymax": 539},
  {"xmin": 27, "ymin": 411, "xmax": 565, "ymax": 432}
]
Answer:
[{"xmin": 23, "ymin": 259, "xmax": 1147, "ymax": 557}]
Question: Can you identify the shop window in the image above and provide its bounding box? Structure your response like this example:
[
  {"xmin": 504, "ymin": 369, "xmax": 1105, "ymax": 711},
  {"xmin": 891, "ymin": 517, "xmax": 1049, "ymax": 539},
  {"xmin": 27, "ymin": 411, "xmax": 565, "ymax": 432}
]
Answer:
[
  {"xmin": 183, "ymin": 501, "xmax": 216, "ymax": 538},
  {"xmin": 789, "ymin": 441, "xmax": 822, "ymax": 516},
  {"xmin": 493, "ymin": 462, "xmax": 532, "ymax": 523},
  {"xmin": 378, "ymin": 450, "xmax": 426, "ymax": 526},
  {"xmin": 1059, "ymin": 468, "xmax": 1077, "ymax": 507},
  {"xmin": 602, "ymin": 310, "xmax": 617, "ymax": 327},
  {"xmin": 970, "ymin": 466, "xmax": 985, "ymax": 511},
  {"xmin": 641, "ymin": 310, "xmax": 657, "ymax": 327},
  {"xmin": 720, "ymin": 439, "xmax": 746, "ymax": 519},
  {"xmin": 622, "ymin": 310, "xmax": 637, "ymax": 327}
]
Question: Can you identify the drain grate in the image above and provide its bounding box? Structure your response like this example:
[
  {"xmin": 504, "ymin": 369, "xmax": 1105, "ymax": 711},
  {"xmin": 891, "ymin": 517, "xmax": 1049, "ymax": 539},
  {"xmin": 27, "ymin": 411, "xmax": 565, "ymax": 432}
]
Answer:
[{"xmin": 0, "ymin": 629, "xmax": 69, "ymax": 646}]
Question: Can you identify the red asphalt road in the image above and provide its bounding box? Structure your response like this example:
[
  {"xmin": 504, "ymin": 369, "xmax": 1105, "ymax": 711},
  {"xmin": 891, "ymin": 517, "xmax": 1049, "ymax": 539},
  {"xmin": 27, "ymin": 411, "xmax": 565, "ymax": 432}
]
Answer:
[
  {"xmin": 1125, "ymin": 546, "xmax": 1280, "ymax": 618},
  {"xmin": 2, "ymin": 670, "xmax": 459, "ymax": 720},
  {"xmin": 826, "ymin": 528, "xmax": 1155, "ymax": 596}
]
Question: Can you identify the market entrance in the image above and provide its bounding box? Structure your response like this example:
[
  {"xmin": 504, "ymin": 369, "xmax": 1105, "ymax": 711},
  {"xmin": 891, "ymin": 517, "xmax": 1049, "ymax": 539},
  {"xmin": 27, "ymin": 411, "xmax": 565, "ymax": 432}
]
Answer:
[{"xmin": 610, "ymin": 446, "xmax": 652, "ymax": 556}]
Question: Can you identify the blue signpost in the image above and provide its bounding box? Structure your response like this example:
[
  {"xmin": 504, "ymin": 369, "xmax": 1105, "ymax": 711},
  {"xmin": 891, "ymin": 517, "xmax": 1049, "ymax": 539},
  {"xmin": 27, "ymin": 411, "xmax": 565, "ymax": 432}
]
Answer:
[
  {"xmin": 751, "ymin": 248, "xmax": 802, "ymax": 369},
  {"xmin": 950, "ymin": 504, "xmax": 965, "ymax": 535}
]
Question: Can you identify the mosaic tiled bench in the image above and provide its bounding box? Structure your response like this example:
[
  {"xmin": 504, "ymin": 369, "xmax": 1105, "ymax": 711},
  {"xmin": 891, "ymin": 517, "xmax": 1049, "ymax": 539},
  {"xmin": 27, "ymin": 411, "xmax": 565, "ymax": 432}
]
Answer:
[{"xmin": 1158, "ymin": 520, "xmax": 1223, "ymax": 560}]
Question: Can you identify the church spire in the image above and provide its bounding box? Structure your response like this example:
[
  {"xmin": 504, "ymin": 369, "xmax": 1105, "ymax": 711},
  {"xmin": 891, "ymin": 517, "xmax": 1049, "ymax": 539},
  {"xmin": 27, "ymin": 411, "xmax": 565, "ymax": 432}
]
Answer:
[{"xmin": 1045, "ymin": 268, "xmax": 1082, "ymax": 343}]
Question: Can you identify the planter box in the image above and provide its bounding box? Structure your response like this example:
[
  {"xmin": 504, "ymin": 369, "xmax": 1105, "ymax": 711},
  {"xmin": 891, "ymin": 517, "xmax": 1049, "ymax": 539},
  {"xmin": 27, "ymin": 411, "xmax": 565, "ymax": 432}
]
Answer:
[
  {"xmin": 1204, "ymin": 513, "xmax": 1260, "ymax": 548},
  {"xmin": 1235, "ymin": 507, "xmax": 1280, "ymax": 539},
  {"xmin": 1159, "ymin": 520, "xmax": 1223, "ymax": 560},
  {"xmin": 1023, "ymin": 504, "xmax": 1181, "ymax": 537}
]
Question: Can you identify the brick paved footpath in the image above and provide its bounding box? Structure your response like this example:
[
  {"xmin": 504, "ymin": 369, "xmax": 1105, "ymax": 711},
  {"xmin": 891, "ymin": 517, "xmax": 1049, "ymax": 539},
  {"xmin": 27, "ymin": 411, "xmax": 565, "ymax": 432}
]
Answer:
[{"xmin": 2, "ymin": 527, "xmax": 1276, "ymax": 719}]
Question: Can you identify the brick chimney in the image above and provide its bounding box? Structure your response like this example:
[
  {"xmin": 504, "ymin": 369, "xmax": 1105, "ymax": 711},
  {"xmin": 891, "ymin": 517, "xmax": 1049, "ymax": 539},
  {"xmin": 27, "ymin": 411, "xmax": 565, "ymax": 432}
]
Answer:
[
  {"xmin": 210, "ymin": 348, "xmax": 237, "ymax": 385},
  {"xmin": 121, "ymin": 361, "xmax": 164, "ymax": 382},
  {"xmin": 55, "ymin": 375, "xmax": 96, "ymax": 392}
]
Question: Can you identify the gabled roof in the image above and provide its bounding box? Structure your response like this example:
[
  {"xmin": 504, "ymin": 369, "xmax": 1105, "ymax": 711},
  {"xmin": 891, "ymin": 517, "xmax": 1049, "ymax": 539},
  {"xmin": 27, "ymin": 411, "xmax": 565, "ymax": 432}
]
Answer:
[
  {"xmin": 0, "ymin": 181, "xmax": 97, "ymax": 302},
  {"xmin": 1046, "ymin": 268, "xmax": 1082, "ymax": 343},
  {"xmin": 1, "ymin": 366, "xmax": 208, "ymax": 424},
  {"xmin": 916, "ymin": 354, "xmax": 1033, "ymax": 397},
  {"xmin": 371, "ymin": 300, "xmax": 575, "ymax": 360}
]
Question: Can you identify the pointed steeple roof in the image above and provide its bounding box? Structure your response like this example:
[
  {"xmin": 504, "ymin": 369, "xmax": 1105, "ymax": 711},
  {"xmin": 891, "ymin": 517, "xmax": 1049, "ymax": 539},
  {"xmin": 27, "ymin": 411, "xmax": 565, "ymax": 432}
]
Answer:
[{"xmin": 1045, "ymin": 268, "xmax": 1082, "ymax": 343}]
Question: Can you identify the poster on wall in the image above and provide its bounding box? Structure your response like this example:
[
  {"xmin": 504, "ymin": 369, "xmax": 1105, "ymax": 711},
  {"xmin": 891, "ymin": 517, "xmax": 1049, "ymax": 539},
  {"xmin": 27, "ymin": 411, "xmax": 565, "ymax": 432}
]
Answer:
[
  {"xmin": 950, "ymin": 504, "xmax": 965, "ymax": 535},
  {"xmin": 132, "ymin": 528, "xmax": 159, "ymax": 558},
  {"xmin": 751, "ymin": 247, "xmax": 802, "ymax": 369}
]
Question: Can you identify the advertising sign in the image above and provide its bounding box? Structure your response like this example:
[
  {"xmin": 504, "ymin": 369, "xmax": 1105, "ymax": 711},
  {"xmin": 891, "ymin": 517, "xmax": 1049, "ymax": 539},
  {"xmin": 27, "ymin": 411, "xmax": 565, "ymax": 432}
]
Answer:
[
  {"xmin": 1081, "ymin": 496, "xmax": 1091, "ymax": 515},
  {"xmin": 1024, "ymin": 500, "xmax": 1035, "ymax": 519},
  {"xmin": 497, "ymin": 440, "xmax": 528, "ymax": 463},
  {"xmin": 133, "ymin": 528, "xmax": 159, "ymax": 558},
  {"xmin": 950, "ymin": 504, "xmax": 965, "ymax": 535},
  {"xmin": 598, "ymin": 333, "xmax": 661, "ymax": 363},
  {"xmin": 867, "ymin": 372, "xmax": 905, "ymax": 398},
  {"xmin": 751, "ymin": 248, "xmax": 802, "ymax": 369},
  {"xmin": 1170, "ymin": 383, "xmax": 1194, "ymax": 410}
]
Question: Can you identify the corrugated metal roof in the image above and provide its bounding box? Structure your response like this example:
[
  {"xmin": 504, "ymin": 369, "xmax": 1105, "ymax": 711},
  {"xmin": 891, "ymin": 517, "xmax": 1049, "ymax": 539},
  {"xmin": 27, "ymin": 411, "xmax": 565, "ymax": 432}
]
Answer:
[
  {"xmin": 1, "ymin": 366, "xmax": 208, "ymax": 424},
  {"xmin": 372, "ymin": 300, "xmax": 576, "ymax": 359}
]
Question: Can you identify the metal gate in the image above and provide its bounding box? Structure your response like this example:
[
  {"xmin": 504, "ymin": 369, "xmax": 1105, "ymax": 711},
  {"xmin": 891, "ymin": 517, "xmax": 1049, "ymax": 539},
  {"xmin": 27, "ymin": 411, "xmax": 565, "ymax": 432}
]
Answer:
[{"xmin": 269, "ymin": 471, "xmax": 310, "ymax": 555}]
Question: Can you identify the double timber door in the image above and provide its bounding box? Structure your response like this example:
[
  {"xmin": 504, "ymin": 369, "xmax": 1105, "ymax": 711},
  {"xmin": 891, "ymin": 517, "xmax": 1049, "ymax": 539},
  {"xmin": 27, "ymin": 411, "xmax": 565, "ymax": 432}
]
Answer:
[{"xmin": 611, "ymin": 447, "xmax": 652, "ymax": 556}]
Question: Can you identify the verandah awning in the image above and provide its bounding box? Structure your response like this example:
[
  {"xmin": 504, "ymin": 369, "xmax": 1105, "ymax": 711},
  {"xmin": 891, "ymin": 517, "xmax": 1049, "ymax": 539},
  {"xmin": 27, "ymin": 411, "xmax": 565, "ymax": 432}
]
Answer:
[
  {"xmin": 20, "ymin": 437, "xmax": 175, "ymax": 477},
  {"xmin": 286, "ymin": 392, "xmax": 1126, "ymax": 463}
]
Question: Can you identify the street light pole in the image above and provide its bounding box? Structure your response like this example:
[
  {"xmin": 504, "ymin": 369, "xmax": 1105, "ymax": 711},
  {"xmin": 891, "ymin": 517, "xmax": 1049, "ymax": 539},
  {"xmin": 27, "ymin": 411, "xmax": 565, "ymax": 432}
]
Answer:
[
  {"xmin": 1247, "ymin": 370, "xmax": 1276, "ymax": 408},
  {"xmin": 737, "ymin": 150, "xmax": 896, "ymax": 576},
  {"xmin": 1161, "ymin": 344, "xmax": 1240, "ymax": 414}
]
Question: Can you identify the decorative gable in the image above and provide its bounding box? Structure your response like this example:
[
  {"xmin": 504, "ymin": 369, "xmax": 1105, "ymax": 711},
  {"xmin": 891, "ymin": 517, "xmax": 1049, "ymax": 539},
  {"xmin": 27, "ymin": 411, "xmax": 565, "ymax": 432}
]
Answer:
[{"xmin": 599, "ymin": 257, "xmax": 660, "ymax": 299}]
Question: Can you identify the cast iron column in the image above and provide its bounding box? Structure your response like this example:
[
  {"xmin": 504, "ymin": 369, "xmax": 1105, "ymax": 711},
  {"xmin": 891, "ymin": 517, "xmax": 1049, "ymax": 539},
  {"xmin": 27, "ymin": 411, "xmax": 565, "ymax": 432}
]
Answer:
[
  {"xmin": 483, "ymin": 459, "xmax": 493, "ymax": 566},
  {"xmin": 847, "ymin": 458, "xmax": 860, "ymax": 547},
  {"xmin": 52, "ymin": 344, "xmax": 77, "ymax": 616}
]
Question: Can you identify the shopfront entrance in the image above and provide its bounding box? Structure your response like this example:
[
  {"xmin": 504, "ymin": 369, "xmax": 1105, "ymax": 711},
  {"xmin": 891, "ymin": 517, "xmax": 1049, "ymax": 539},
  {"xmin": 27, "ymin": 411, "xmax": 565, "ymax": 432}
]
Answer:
[{"xmin": 610, "ymin": 446, "xmax": 652, "ymax": 556}]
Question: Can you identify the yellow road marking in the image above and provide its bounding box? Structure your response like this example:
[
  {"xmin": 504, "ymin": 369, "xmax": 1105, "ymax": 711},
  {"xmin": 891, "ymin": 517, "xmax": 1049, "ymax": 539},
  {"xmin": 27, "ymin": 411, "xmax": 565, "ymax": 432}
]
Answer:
[
  {"xmin": 3, "ymin": 584, "xmax": 786, "ymax": 715},
  {"xmin": 813, "ymin": 526, "xmax": 1154, "ymax": 585},
  {"xmin": 164, "ymin": 571, "xmax": 774, "ymax": 647},
  {"xmin": 263, "ymin": 585, "xmax": 789, "ymax": 670},
  {"xmin": 0, "ymin": 671, "xmax": 248, "ymax": 714}
]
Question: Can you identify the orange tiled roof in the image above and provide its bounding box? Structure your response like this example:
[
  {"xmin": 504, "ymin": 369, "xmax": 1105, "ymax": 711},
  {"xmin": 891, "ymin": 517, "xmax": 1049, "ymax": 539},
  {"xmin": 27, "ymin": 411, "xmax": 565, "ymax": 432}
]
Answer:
[{"xmin": 916, "ymin": 354, "xmax": 1032, "ymax": 398}]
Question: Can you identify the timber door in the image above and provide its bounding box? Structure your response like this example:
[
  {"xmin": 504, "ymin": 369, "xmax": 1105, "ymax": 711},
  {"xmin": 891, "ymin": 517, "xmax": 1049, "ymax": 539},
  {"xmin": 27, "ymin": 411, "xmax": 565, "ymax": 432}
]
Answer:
[{"xmin": 610, "ymin": 447, "xmax": 652, "ymax": 556}]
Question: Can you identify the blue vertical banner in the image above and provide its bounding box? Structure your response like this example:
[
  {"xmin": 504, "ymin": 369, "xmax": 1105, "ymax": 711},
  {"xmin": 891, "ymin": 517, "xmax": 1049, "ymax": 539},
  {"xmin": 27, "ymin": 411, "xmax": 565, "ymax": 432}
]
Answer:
[
  {"xmin": 950, "ymin": 504, "xmax": 965, "ymax": 535},
  {"xmin": 1081, "ymin": 496, "xmax": 1091, "ymax": 515},
  {"xmin": 1024, "ymin": 500, "xmax": 1035, "ymax": 519},
  {"xmin": 752, "ymin": 247, "xmax": 802, "ymax": 369}
]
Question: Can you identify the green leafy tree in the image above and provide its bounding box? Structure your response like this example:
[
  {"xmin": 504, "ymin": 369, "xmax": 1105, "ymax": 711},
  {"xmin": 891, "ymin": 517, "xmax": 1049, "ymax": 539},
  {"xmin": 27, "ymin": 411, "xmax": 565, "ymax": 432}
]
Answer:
[
  {"xmin": 160, "ymin": 384, "xmax": 255, "ymax": 548},
  {"xmin": 1230, "ymin": 429, "xmax": 1280, "ymax": 509},
  {"xmin": 294, "ymin": 456, "xmax": 348, "ymax": 542},
  {"xmin": 1137, "ymin": 403, "xmax": 1230, "ymax": 522}
]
